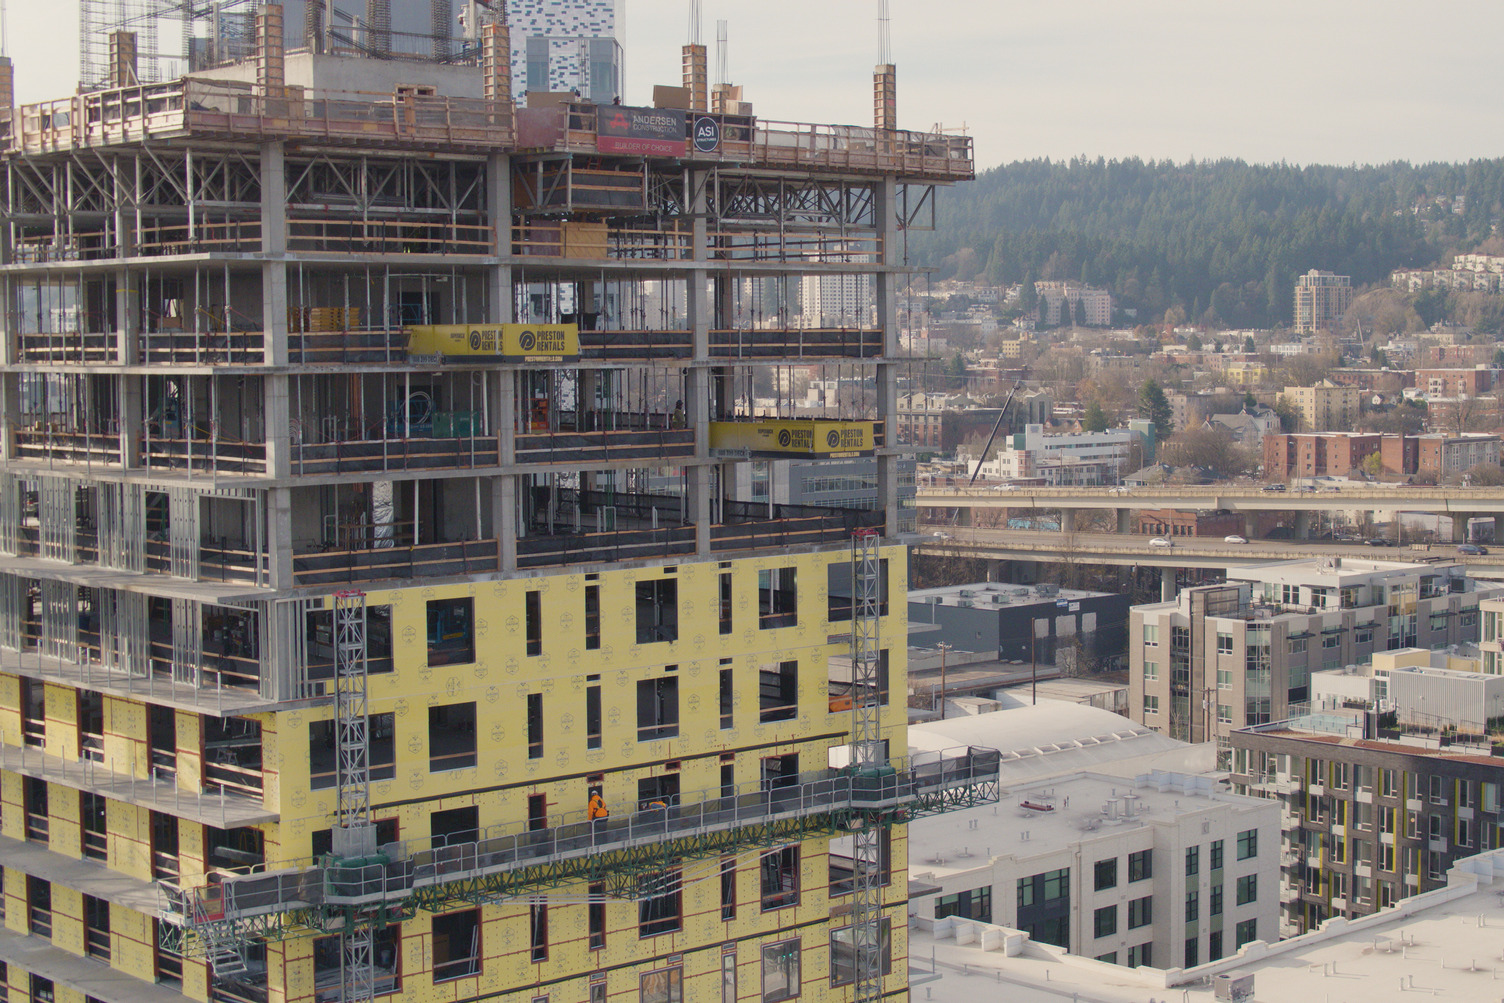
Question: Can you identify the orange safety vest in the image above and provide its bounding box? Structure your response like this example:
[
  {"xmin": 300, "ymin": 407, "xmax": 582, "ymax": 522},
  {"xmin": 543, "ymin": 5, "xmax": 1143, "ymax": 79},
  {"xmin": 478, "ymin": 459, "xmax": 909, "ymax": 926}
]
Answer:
[{"xmin": 588, "ymin": 794, "xmax": 609, "ymax": 820}]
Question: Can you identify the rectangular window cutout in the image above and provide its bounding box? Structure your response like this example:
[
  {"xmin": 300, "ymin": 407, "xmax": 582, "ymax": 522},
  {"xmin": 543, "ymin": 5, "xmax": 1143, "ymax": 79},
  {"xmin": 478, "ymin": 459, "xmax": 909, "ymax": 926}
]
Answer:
[
  {"xmin": 637, "ymin": 677, "xmax": 680, "ymax": 741},
  {"xmin": 428, "ymin": 703, "xmax": 476, "ymax": 771},
  {"xmin": 636, "ymin": 579, "xmax": 679, "ymax": 643},
  {"xmin": 427, "ymin": 597, "xmax": 475, "ymax": 666},
  {"xmin": 759, "ymin": 661, "xmax": 798, "ymax": 722},
  {"xmin": 759, "ymin": 567, "xmax": 798, "ymax": 628}
]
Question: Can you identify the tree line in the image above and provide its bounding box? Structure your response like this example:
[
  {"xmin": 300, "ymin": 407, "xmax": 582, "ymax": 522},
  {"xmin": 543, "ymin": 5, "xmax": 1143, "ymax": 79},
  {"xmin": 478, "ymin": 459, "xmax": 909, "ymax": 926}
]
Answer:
[{"xmin": 913, "ymin": 156, "xmax": 1504, "ymax": 327}]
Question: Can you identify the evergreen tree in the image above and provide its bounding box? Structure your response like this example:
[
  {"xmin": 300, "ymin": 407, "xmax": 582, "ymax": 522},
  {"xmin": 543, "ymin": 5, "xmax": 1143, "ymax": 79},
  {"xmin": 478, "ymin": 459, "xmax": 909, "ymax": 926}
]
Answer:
[
  {"xmin": 1138, "ymin": 378, "xmax": 1173, "ymax": 436},
  {"xmin": 1243, "ymin": 335, "xmax": 1256, "ymax": 353},
  {"xmin": 1019, "ymin": 272, "xmax": 1038, "ymax": 318},
  {"xmin": 1082, "ymin": 401, "xmax": 1109, "ymax": 432}
]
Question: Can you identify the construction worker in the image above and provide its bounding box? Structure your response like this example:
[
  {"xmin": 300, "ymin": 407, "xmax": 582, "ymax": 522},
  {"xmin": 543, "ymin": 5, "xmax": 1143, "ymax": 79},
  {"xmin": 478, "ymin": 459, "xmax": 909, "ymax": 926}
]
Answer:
[
  {"xmin": 669, "ymin": 400, "xmax": 687, "ymax": 429},
  {"xmin": 588, "ymin": 788, "xmax": 609, "ymax": 843}
]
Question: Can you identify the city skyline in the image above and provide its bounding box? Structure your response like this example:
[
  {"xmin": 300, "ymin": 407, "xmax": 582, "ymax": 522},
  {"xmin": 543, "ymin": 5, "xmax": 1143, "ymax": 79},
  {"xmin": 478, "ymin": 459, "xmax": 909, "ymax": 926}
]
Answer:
[{"xmin": 6, "ymin": 0, "xmax": 1504, "ymax": 169}]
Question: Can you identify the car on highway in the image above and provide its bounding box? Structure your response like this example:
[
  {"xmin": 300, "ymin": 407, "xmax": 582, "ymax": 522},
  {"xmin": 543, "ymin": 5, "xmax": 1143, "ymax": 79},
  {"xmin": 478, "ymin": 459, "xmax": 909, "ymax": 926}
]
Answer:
[
  {"xmin": 1149, "ymin": 537, "xmax": 1174, "ymax": 548},
  {"xmin": 1224, "ymin": 535, "xmax": 1248, "ymax": 544},
  {"xmin": 1459, "ymin": 543, "xmax": 1489, "ymax": 556},
  {"xmin": 930, "ymin": 532, "xmax": 952, "ymax": 540},
  {"xmin": 1365, "ymin": 538, "xmax": 1394, "ymax": 547},
  {"xmin": 1261, "ymin": 484, "xmax": 1286, "ymax": 492}
]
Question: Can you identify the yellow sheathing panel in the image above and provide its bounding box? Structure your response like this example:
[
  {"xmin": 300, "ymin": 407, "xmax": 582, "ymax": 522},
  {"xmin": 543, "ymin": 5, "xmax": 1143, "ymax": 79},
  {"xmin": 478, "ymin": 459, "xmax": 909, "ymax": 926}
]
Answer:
[
  {"xmin": 0, "ymin": 674, "xmax": 20, "ymax": 746},
  {"xmin": 44, "ymin": 682, "xmax": 77, "ymax": 760},
  {"xmin": 112, "ymin": 904, "xmax": 158, "ymax": 982},
  {"xmin": 177, "ymin": 710, "xmax": 204, "ymax": 793},
  {"xmin": 50, "ymin": 884, "xmax": 84, "ymax": 956},
  {"xmin": 0, "ymin": 772, "xmax": 22, "ymax": 843},
  {"xmin": 49, "ymin": 779, "xmax": 81, "ymax": 856},
  {"xmin": 103, "ymin": 697, "xmax": 147, "ymax": 778},
  {"xmin": 108, "ymin": 800, "xmax": 153, "ymax": 882}
]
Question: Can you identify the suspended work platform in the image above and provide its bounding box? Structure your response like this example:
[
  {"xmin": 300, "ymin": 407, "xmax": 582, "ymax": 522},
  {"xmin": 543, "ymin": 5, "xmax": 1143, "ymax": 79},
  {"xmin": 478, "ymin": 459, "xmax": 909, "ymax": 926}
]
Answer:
[{"xmin": 161, "ymin": 745, "xmax": 1001, "ymax": 955}]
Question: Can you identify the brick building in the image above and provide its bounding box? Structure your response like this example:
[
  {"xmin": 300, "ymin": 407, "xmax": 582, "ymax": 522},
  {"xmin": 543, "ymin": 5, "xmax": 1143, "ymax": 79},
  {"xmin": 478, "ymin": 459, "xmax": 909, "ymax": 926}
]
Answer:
[{"xmin": 1263, "ymin": 433, "xmax": 1383, "ymax": 480}]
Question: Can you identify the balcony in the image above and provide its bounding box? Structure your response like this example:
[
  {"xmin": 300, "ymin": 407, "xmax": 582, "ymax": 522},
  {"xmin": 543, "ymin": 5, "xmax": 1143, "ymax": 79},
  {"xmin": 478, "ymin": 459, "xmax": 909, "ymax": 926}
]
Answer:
[
  {"xmin": 291, "ymin": 433, "xmax": 499, "ymax": 477},
  {"xmin": 514, "ymin": 422, "xmax": 694, "ymax": 467},
  {"xmin": 10, "ymin": 426, "xmax": 124, "ymax": 467}
]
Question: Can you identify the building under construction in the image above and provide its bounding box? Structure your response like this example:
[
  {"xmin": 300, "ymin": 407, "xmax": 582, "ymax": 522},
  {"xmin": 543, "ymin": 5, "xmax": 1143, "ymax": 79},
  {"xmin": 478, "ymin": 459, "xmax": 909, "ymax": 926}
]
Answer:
[{"xmin": 0, "ymin": 4, "xmax": 990, "ymax": 1003}]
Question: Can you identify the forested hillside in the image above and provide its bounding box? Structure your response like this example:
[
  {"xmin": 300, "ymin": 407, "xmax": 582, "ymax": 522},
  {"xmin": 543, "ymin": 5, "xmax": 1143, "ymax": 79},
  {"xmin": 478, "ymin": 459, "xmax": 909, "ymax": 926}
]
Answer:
[{"xmin": 914, "ymin": 157, "xmax": 1504, "ymax": 327}]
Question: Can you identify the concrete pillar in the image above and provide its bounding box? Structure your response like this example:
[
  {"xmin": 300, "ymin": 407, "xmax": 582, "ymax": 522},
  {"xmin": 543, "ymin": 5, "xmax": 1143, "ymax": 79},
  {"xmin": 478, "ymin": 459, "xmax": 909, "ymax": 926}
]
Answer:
[
  {"xmin": 986, "ymin": 559, "xmax": 1006, "ymax": 583},
  {"xmin": 1293, "ymin": 510, "xmax": 1312, "ymax": 540},
  {"xmin": 1494, "ymin": 515, "xmax": 1504, "ymax": 543},
  {"xmin": 684, "ymin": 168, "xmax": 713, "ymax": 553},
  {"xmin": 1452, "ymin": 513, "xmax": 1469, "ymax": 544},
  {"xmin": 1161, "ymin": 567, "xmax": 1176, "ymax": 603},
  {"xmin": 267, "ymin": 486, "xmax": 295, "ymax": 590},
  {"xmin": 1116, "ymin": 508, "xmax": 1132, "ymax": 534},
  {"xmin": 1244, "ymin": 513, "xmax": 1258, "ymax": 539},
  {"xmin": 1059, "ymin": 508, "xmax": 1077, "ymax": 533}
]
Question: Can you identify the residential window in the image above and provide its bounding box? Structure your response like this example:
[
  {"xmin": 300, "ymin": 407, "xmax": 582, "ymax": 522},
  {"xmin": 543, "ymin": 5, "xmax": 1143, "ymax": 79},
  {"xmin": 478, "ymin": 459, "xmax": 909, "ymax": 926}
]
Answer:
[
  {"xmin": 1126, "ymin": 942, "xmax": 1152, "ymax": 968},
  {"xmin": 1209, "ymin": 930, "xmax": 1223, "ymax": 961},
  {"xmin": 588, "ymin": 882, "xmax": 606, "ymax": 951},
  {"xmin": 1017, "ymin": 876, "xmax": 1034, "ymax": 909},
  {"xmin": 1127, "ymin": 896, "xmax": 1152, "ymax": 929},
  {"xmin": 1379, "ymin": 842, "xmax": 1396, "ymax": 872},
  {"xmin": 529, "ymin": 900, "xmax": 548, "ymax": 962},
  {"xmin": 1095, "ymin": 952, "xmax": 1117, "ymax": 964},
  {"xmin": 720, "ymin": 572, "xmax": 734, "ymax": 635},
  {"xmin": 428, "ymin": 703, "xmax": 477, "ymax": 771},
  {"xmin": 1291, "ymin": 636, "xmax": 1308, "ymax": 654},
  {"xmin": 1186, "ymin": 846, "xmax": 1199, "ymax": 876},
  {"xmin": 1236, "ymin": 874, "xmax": 1257, "ymax": 906},
  {"xmin": 1093, "ymin": 905, "xmax": 1117, "ymax": 938},
  {"xmin": 1143, "ymin": 694, "xmax": 1160, "ymax": 715},
  {"xmin": 1043, "ymin": 868, "xmax": 1069, "ymax": 901},
  {"xmin": 934, "ymin": 887, "xmax": 992, "ymax": 923},
  {"xmin": 586, "ymin": 686, "xmax": 602, "ymax": 750},
  {"xmin": 1185, "ymin": 937, "xmax": 1198, "ymax": 968},
  {"xmin": 1144, "ymin": 661, "xmax": 1159, "ymax": 681},
  {"xmin": 310, "ymin": 714, "xmax": 396, "ymax": 788},
  {"xmin": 638, "ymin": 869, "xmax": 682, "ymax": 937},
  {"xmin": 527, "ymin": 693, "xmax": 543, "ymax": 759},
  {"xmin": 1210, "ymin": 840, "xmax": 1224, "ymax": 871},
  {"xmin": 1332, "ymin": 762, "xmax": 1350, "ymax": 790},
  {"xmin": 1210, "ymin": 885, "xmax": 1223, "ymax": 916},
  {"xmin": 641, "ymin": 966, "xmax": 683, "ymax": 1003},
  {"xmin": 1217, "ymin": 633, "xmax": 1233, "ymax": 654},
  {"xmin": 1129, "ymin": 850, "xmax": 1152, "ymax": 882},
  {"xmin": 1217, "ymin": 703, "xmax": 1233, "ymax": 724},
  {"xmin": 830, "ymin": 919, "xmax": 891, "ymax": 986},
  {"xmin": 760, "ymin": 847, "xmax": 799, "ymax": 910},
  {"xmin": 1094, "ymin": 858, "xmax": 1118, "ymax": 891},
  {"xmin": 721, "ymin": 856, "xmax": 737, "ymax": 921},
  {"xmin": 83, "ymin": 895, "xmax": 110, "ymax": 961},
  {"xmin": 759, "ymin": 567, "xmax": 798, "ymax": 628},
  {"xmin": 720, "ymin": 667, "xmax": 734, "ymax": 729},
  {"xmin": 432, "ymin": 909, "xmax": 480, "ymax": 981},
  {"xmin": 1237, "ymin": 829, "xmax": 1258, "ymax": 860},
  {"xmin": 636, "ymin": 579, "xmax": 679, "ymax": 643},
  {"xmin": 1380, "ymin": 768, "xmax": 1397, "ymax": 798},
  {"xmin": 1217, "ymin": 668, "xmax": 1232, "ymax": 689},
  {"xmin": 1234, "ymin": 919, "xmax": 1258, "ymax": 950},
  {"xmin": 1185, "ymin": 890, "xmax": 1199, "ymax": 923},
  {"xmin": 722, "ymin": 949, "xmax": 737, "ymax": 1003},
  {"xmin": 584, "ymin": 585, "xmax": 601, "ymax": 650},
  {"xmin": 759, "ymin": 661, "xmax": 799, "ymax": 723},
  {"xmin": 524, "ymin": 590, "xmax": 542, "ymax": 656},
  {"xmin": 1144, "ymin": 624, "xmax": 1160, "ymax": 646},
  {"xmin": 761, "ymin": 940, "xmax": 800, "ymax": 1002},
  {"xmin": 426, "ymin": 597, "xmax": 475, "ymax": 666},
  {"xmin": 29, "ymin": 977, "xmax": 53, "ymax": 1003},
  {"xmin": 637, "ymin": 677, "xmax": 680, "ymax": 741}
]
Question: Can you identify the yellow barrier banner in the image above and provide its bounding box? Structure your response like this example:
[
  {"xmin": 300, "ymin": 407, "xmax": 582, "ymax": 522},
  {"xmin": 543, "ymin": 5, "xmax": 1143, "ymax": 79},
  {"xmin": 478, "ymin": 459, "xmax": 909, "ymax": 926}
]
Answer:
[
  {"xmin": 407, "ymin": 324, "xmax": 580, "ymax": 359},
  {"xmin": 709, "ymin": 420, "xmax": 875, "ymax": 458}
]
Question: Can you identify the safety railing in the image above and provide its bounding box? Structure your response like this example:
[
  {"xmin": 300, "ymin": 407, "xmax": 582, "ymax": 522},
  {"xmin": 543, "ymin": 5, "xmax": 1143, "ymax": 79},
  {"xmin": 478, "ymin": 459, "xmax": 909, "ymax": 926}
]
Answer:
[
  {"xmin": 513, "ymin": 428, "xmax": 694, "ymax": 466},
  {"xmin": 143, "ymin": 329, "xmax": 267, "ymax": 366},
  {"xmin": 292, "ymin": 537, "xmax": 498, "ymax": 586},
  {"xmin": 167, "ymin": 746, "xmax": 1000, "ymax": 926},
  {"xmin": 709, "ymin": 327, "xmax": 884, "ymax": 360},
  {"xmin": 10, "ymin": 426, "xmax": 125, "ymax": 467},
  {"xmin": 16, "ymin": 330, "xmax": 119, "ymax": 364},
  {"xmin": 287, "ymin": 218, "xmax": 492, "ymax": 256},
  {"xmin": 14, "ymin": 79, "xmax": 513, "ymax": 154},
  {"xmin": 137, "ymin": 220, "xmax": 263, "ymax": 256},
  {"xmin": 291, "ymin": 434, "xmax": 499, "ymax": 476}
]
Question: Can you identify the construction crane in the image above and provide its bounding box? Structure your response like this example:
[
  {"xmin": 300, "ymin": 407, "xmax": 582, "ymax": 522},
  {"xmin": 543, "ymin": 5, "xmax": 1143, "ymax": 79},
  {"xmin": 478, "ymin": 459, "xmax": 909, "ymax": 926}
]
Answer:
[{"xmin": 967, "ymin": 377, "xmax": 1025, "ymax": 487}]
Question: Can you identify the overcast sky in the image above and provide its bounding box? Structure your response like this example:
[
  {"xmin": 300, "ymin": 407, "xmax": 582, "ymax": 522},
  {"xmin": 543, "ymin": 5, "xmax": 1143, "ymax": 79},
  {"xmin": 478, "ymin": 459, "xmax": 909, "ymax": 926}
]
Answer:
[{"xmin": 11, "ymin": 0, "xmax": 1504, "ymax": 170}]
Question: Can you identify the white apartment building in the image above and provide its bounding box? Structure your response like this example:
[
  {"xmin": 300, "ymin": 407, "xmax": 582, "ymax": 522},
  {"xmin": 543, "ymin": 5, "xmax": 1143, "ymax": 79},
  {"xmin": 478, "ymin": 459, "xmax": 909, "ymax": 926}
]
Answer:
[
  {"xmin": 800, "ymin": 273, "xmax": 875, "ymax": 326},
  {"xmin": 969, "ymin": 423, "xmax": 1142, "ymax": 483},
  {"xmin": 1308, "ymin": 647, "xmax": 1504, "ymax": 735},
  {"xmin": 1130, "ymin": 558, "xmax": 1500, "ymax": 743},
  {"xmin": 907, "ymin": 769, "xmax": 1280, "ymax": 969}
]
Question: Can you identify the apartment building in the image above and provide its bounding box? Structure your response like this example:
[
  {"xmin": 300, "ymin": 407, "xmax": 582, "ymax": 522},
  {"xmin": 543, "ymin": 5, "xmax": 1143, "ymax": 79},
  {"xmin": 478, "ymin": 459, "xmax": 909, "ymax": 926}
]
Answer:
[
  {"xmin": 1129, "ymin": 558, "xmax": 1498, "ymax": 744},
  {"xmin": 1262, "ymin": 432, "xmax": 1383, "ymax": 481},
  {"xmin": 1292, "ymin": 270, "xmax": 1353, "ymax": 335},
  {"xmin": 1230, "ymin": 712, "xmax": 1504, "ymax": 935},
  {"xmin": 0, "ymin": 12, "xmax": 991, "ymax": 1003},
  {"xmin": 908, "ymin": 770, "xmax": 1280, "ymax": 969},
  {"xmin": 1279, "ymin": 380, "xmax": 1360, "ymax": 433},
  {"xmin": 968, "ymin": 424, "xmax": 1146, "ymax": 484}
]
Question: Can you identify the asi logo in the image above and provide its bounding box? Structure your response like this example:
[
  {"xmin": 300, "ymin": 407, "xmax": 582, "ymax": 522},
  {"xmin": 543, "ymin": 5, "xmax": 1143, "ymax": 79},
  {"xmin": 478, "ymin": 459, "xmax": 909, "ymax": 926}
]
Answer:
[
  {"xmin": 469, "ymin": 329, "xmax": 482, "ymax": 350},
  {"xmin": 827, "ymin": 430, "xmax": 842, "ymax": 448},
  {"xmin": 693, "ymin": 116, "xmax": 720, "ymax": 153},
  {"xmin": 777, "ymin": 429, "xmax": 793, "ymax": 448},
  {"xmin": 518, "ymin": 330, "xmax": 537, "ymax": 351}
]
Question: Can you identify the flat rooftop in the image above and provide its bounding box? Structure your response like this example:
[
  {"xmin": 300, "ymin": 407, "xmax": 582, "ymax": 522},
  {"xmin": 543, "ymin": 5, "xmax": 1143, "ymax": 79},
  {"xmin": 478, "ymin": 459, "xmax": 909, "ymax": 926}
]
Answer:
[
  {"xmin": 909, "ymin": 582, "xmax": 1118, "ymax": 611},
  {"xmin": 908, "ymin": 770, "xmax": 1235, "ymax": 878},
  {"xmin": 909, "ymin": 847, "xmax": 1504, "ymax": 1003}
]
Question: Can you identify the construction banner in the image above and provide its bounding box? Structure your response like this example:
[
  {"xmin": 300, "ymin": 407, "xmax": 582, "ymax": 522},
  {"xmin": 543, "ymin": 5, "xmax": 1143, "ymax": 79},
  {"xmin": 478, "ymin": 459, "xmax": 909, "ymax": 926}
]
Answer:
[
  {"xmin": 709, "ymin": 420, "xmax": 876, "ymax": 458},
  {"xmin": 407, "ymin": 324, "xmax": 580, "ymax": 360}
]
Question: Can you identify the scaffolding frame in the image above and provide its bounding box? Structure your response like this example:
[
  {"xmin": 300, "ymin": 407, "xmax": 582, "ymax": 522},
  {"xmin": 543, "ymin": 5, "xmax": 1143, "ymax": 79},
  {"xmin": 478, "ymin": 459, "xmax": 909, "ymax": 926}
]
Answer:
[
  {"xmin": 332, "ymin": 589, "xmax": 376, "ymax": 1003},
  {"xmin": 848, "ymin": 529, "xmax": 885, "ymax": 1003}
]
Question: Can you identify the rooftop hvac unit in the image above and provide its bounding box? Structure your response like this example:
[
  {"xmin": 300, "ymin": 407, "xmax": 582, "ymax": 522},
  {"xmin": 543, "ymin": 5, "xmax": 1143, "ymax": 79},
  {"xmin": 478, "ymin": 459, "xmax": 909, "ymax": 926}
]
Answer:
[
  {"xmin": 992, "ymin": 595, "xmax": 1007, "ymax": 604},
  {"xmin": 958, "ymin": 589, "xmax": 975, "ymax": 598},
  {"xmin": 1213, "ymin": 974, "xmax": 1254, "ymax": 1001},
  {"xmin": 928, "ymin": 596, "xmax": 943, "ymax": 604},
  {"xmin": 1036, "ymin": 583, "xmax": 1059, "ymax": 597},
  {"xmin": 958, "ymin": 600, "xmax": 974, "ymax": 608}
]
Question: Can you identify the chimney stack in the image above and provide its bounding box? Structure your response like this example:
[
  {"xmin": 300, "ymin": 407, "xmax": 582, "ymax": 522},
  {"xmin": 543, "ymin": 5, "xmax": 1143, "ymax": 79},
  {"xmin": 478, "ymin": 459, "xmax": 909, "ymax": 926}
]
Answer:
[
  {"xmin": 108, "ymin": 31, "xmax": 139, "ymax": 89},
  {"xmin": 256, "ymin": 5, "xmax": 285, "ymax": 95},
  {"xmin": 682, "ymin": 44, "xmax": 708, "ymax": 113},
  {"xmin": 874, "ymin": 63, "xmax": 896, "ymax": 131}
]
